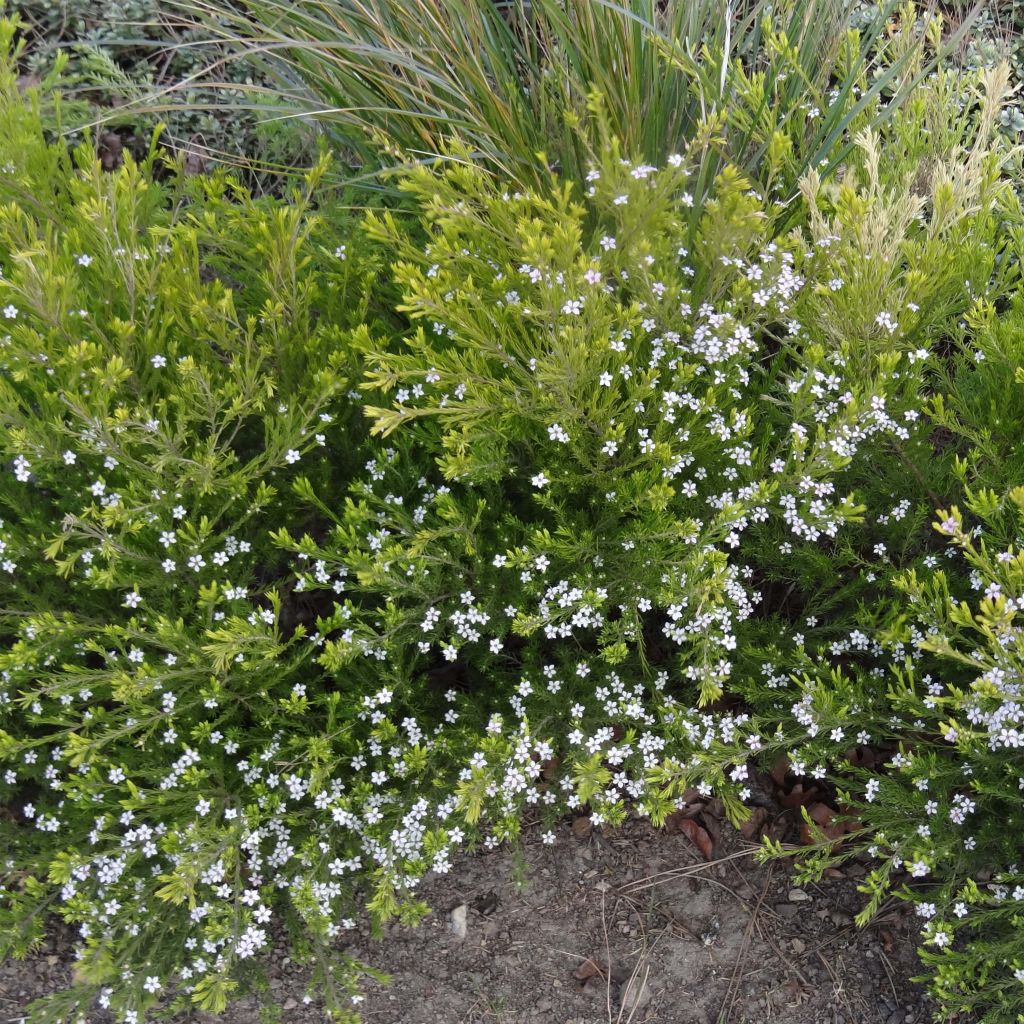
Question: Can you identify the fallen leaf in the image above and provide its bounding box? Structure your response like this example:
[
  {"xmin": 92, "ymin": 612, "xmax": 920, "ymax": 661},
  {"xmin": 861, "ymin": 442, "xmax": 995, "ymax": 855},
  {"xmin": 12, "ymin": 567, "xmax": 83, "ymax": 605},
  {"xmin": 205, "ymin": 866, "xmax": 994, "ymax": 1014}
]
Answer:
[
  {"xmin": 573, "ymin": 957, "xmax": 606, "ymax": 985},
  {"xmin": 879, "ymin": 928, "xmax": 895, "ymax": 954},
  {"xmin": 571, "ymin": 816, "xmax": 593, "ymax": 840},
  {"xmin": 677, "ymin": 818, "xmax": 714, "ymax": 860},
  {"xmin": 799, "ymin": 803, "xmax": 849, "ymax": 848},
  {"xmin": 739, "ymin": 806, "xmax": 769, "ymax": 839},
  {"xmin": 780, "ymin": 783, "xmax": 820, "ymax": 809},
  {"xmin": 771, "ymin": 756, "xmax": 791, "ymax": 787},
  {"xmin": 541, "ymin": 755, "xmax": 561, "ymax": 781},
  {"xmin": 808, "ymin": 802, "xmax": 836, "ymax": 826}
]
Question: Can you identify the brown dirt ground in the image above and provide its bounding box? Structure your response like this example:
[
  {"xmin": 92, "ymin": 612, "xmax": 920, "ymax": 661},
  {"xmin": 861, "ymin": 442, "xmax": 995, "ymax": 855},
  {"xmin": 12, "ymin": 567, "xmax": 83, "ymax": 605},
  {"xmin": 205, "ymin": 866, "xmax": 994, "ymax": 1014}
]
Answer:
[{"xmin": 1, "ymin": 816, "xmax": 943, "ymax": 1024}]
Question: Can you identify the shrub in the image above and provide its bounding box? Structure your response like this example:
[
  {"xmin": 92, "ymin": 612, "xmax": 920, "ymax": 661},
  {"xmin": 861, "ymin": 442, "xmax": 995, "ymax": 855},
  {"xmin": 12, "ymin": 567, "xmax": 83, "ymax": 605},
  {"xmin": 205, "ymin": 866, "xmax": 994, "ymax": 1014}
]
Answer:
[
  {"xmin": 0, "ymin": 22, "xmax": 403, "ymax": 1020},
  {"xmin": 276, "ymin": 52, "xmax": 1017, "ymax": 1007},
  {"xmin": 2, "ymin": 11, "xmax": 1024, "ymax": 1024},
  {"xmin": 763, "ymin": 303, "xmax": 1024, "ymax": 1024},
  {"xmin": 665, "ymin": 60, "xmax": 1024, "ymax": 1024}
]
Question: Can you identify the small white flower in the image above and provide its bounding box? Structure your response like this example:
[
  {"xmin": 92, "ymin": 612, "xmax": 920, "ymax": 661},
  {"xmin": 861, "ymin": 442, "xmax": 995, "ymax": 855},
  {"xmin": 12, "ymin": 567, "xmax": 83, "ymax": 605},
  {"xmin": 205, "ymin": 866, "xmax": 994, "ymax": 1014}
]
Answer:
[
  {"xmin": 151, "ymin": 354, "xmax": 167, "ymax": 368},
  {"xmin": 285, "ymin": 449, "xmax": 301, "ymax": 464}
]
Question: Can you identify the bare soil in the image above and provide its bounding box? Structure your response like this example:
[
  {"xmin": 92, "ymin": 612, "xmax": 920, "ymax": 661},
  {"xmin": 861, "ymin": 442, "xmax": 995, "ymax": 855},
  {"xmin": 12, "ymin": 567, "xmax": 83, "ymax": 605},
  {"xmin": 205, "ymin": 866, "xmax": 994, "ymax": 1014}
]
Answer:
[{"xmin": 1, "ymin": 817, "xmax": 939, "ymax": 1024}]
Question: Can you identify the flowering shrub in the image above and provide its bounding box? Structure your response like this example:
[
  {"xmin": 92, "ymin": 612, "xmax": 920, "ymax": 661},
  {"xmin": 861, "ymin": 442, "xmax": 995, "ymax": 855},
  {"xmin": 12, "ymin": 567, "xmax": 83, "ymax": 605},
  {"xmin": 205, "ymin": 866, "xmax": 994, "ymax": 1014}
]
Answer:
[
  {"xmin": 663, "ymin": 65, "xmax": 1024, "ymax": 1024},
  {"xmin": 0, "ymin": 23, "xmax": 404, "ymax": 1020},
  {"xmin": 2, "ymin": 10, "xmax": 1024, "ymax": 1024},
  {"xmin": 749, "ymin": 302, "xmax": 1024, "ymax": 1024},
  {"xmin": 277, "ymin": 58, "xmax": 1018, "ymax": 1015}
]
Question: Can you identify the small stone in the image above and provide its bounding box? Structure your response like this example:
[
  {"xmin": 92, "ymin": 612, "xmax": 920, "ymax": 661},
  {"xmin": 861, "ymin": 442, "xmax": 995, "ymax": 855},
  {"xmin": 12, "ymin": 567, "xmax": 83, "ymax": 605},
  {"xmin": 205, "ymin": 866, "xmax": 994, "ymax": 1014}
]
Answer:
[
  {"xmin": 535, "ymin": 997, "xmax": 553, "ymax": 1013},
  {"xmin": 449, "ymin": 903, "xmax": 468, "ymax": 940},
  {"xmin": 886, "ymin": 1011, "xmax": 904, "ymax": 1024},
  {"xmin": 774, "ymin": 902, "xmax": 799, "ymax": 919},
  {"xmin": 283, "ymin": 998, "xmax": 297, "ymax": 1011},
  {"xmin": 790, "ymin": 938, "xmax": 805, "ymax": 954},
  {"xmin": 788, "ymin": 888, "xmax": 812, "ymax": 902}
]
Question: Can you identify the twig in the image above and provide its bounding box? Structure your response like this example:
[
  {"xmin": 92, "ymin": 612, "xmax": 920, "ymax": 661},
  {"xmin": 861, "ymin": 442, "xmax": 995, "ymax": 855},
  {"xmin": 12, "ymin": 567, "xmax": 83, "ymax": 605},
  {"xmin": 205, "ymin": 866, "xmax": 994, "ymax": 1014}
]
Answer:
[
  {"xmin": 617, "ymin": 849, "xmax": 758, "ymax": 894},
  {"xmin": 877, "ymin": 947, "xmax": 901, "ymax": 1004}
]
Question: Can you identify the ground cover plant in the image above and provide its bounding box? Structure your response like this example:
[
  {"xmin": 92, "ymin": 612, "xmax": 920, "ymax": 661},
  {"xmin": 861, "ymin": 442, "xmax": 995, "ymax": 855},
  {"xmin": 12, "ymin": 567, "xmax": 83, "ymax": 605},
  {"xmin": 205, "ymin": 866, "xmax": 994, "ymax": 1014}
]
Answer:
[{"xmin": 3, "ymin": 5, "xmax": 1024, "ymax": 1024}]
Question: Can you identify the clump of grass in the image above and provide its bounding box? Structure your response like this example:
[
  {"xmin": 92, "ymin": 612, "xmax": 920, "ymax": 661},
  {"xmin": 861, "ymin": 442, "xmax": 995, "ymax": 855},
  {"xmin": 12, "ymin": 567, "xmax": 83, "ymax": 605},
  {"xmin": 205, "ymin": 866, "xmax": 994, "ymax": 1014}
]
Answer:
[{"xmin": 168, "ymin": 0, "xmax": 972, "ymax": 201}]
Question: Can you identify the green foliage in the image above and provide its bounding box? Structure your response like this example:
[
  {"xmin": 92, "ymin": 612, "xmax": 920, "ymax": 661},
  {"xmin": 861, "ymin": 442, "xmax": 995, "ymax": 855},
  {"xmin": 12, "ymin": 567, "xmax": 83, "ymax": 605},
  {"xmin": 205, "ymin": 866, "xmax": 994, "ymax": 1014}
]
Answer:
[
  {"xmin": 0, "ymin": 30, "xmax": 397, "ymax": 1022},
  {"xmin": 186, "ymin": 0, "xmax": 967, "ymax": 202},
  {"xmin": 3, "ymin": 7, "xmax": 1024, "ymax": 1024}
]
